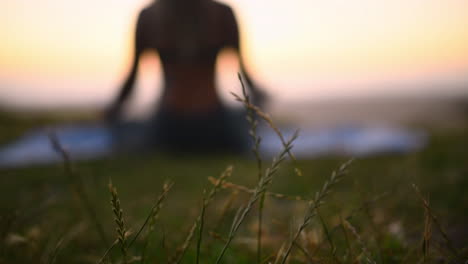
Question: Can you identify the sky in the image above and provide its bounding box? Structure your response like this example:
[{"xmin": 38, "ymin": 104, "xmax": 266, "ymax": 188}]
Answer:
[{"xmin": 1, "ymin": 0, "xmax": 468, "ymax": 111}]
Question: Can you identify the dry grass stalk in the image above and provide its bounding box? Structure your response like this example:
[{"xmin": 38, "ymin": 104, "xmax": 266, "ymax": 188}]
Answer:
[
  {"xmin": 170, "ymin": 166, "xmax": 233, "ymax": 264},
  {"xmin": 411, "ymin": 184, "xmax": 460, "ymax": 261},
  {"xmin": 212, "ymin": 190, "xmax": 239, "ymax": 232},
  {"xmin": 422, "ymin": 196, "xmax": 432, "ymax": 263},
  {"xmin": 316, "ymin": 208, "xmax": 340, "ymax": 263},
  {"xmin": 49, "ymin": 132, "xmax": 109, "ymax": 247},
  {"xmin": 128, "ymin": 180, "xmax": 173, "ymax": 248},
  {"xmin": 215, "ymin": 133, "xmax": 298, "ymax": 264},
  {"xmin": 100, "ymin": 181, "xmax": 172, "ymax": 264},
  {"xmin": 292, "ymin": 241, "xmax": 315, "ymax": 264},
  {"xmin": 46, "ymin": 236, "xmax": 63, "ymax": 264},
  {"xmin": 340, "ymin": 217, "xmax": 354, "ymax": 262},
  {"xmin": 232, "ymin": 73, "xmax": 302, "ymax": 177},
  {"xmin": 273, "ymin": 241, "xmax": 288, "ymax": 264},
  {"xmin": 343, "ymin": 220, "xmax": 376, "ymax": 264},
  {"xmin": 237, "ymin": 74, "xmax": 265, "ymax": 264},
  {"xmin": 236, "ymin": 74, "xmax": 305, "ymax": 264},
  {"xmin": 97, "ymin": 239, "xmax": 119, "ymax": 264},
  {"xmin": 140, "ymin": 182, "xmax": 173, "ymax": 262},
  {"xmin": 279, "ymin": 159, "xmax": 353, "ymax": 264},
  {"xmin": 109, "ymin": 181, "xmax": 129, "ymax": 264},
  {"xmin": 208, "ymin": 177, "xmax": 307, "ymax": 201},
  {"xmin": 46, "ymin": 222, "xmax": 86, "ymax": 264},
  {"xmin": 310, "ymin": 191, "xmax": 390, "ymax": 257},
  {"xmin": 196, "ymin": 194, "xmax": 207, "ymax": 264}
]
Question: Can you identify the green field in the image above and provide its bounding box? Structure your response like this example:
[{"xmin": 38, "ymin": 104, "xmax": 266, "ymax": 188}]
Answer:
[{"xmin": 0, "ymin": 111, "xmax": 467, "ymax": 263}]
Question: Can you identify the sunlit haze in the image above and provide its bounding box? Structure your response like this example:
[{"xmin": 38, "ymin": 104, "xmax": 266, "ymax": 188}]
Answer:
[{"xmin": 1, "ymin": 0, "xmax": 468, "ymax": 111}]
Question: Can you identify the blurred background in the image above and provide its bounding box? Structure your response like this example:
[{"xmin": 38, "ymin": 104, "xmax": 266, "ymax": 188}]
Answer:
[
  {"xmin": 1, "ymin": 2, "xmax": 468, "ymax": 262},
  {"xmin": 1, "ymin": 0, "xmax": 467, "ymax": 126}
]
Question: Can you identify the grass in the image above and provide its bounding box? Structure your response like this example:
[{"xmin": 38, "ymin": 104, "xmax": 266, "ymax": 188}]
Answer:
[{"xmin": 0, "ymin": 89, "xmax": 467, "ymax": 263}]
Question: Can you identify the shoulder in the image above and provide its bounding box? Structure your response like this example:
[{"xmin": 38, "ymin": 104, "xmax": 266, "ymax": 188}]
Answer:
[
  {"xmin": 138, "ymin": 5, "xmax": 152, "ymax": 19},
  {"xmin": 207, "ymin": 1, "xmax": 237, "ymax": 28},
  {"xmin": 136, "ymin": 3, "xmax": 162, "ymax": 33},
  {"xmin": 138, "ymin": 3, "xmax": 160, "ymax": 23},
  {"xmin": 141, "ymin": 2, "xmax": 158, "ymax": 14},
  {"xmin": 210, "ymin": 1, "xmax": 235, "ymax": 17}
]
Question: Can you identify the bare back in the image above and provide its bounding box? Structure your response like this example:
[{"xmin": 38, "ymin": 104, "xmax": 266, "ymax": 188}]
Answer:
[{"xmin": 136, "ymin": 1, "xmax": 239, "ymax": 113}]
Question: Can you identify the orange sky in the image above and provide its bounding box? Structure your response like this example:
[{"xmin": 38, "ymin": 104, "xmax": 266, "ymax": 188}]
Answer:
[{"xmin": 1, "ymin": 0, "xmax": 468, "ymax": 109}]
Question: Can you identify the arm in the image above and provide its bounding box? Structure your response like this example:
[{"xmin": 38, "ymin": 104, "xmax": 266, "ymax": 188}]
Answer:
[
  {"xmin": 106, "ymin": 13, "xmax": 145, "ymax": 121},
  {"xmin": 224, "ymin": 7, "xmax": 268, "ymax": 107}
]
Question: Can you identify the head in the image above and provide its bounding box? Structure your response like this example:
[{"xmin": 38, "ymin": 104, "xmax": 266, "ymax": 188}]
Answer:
[{"xmin": 160, "ymin": 0, "xmax": 208, "ymax": 8}]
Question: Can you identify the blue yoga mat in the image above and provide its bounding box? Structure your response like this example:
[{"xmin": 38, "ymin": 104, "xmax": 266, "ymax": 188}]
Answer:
[{"xmin": 0, "ymin": 122, "xmax": 426, "ymax": 168}]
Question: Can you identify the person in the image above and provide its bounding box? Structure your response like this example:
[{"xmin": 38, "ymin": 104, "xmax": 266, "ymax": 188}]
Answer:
[{"xmin": 106, "ymin": 0, "xmax": 266, "ymax": 153}]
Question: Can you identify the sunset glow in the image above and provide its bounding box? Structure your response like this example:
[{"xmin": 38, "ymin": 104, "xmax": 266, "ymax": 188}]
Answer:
[{"xmin": 1, "ymin": 0, "xmax": 467, "ymax": 109}]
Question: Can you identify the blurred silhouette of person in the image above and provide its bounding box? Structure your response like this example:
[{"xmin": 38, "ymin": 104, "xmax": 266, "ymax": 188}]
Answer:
[{"xmin": 106, "ymin": 0, "xmax": 266, "ymax": 153}]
